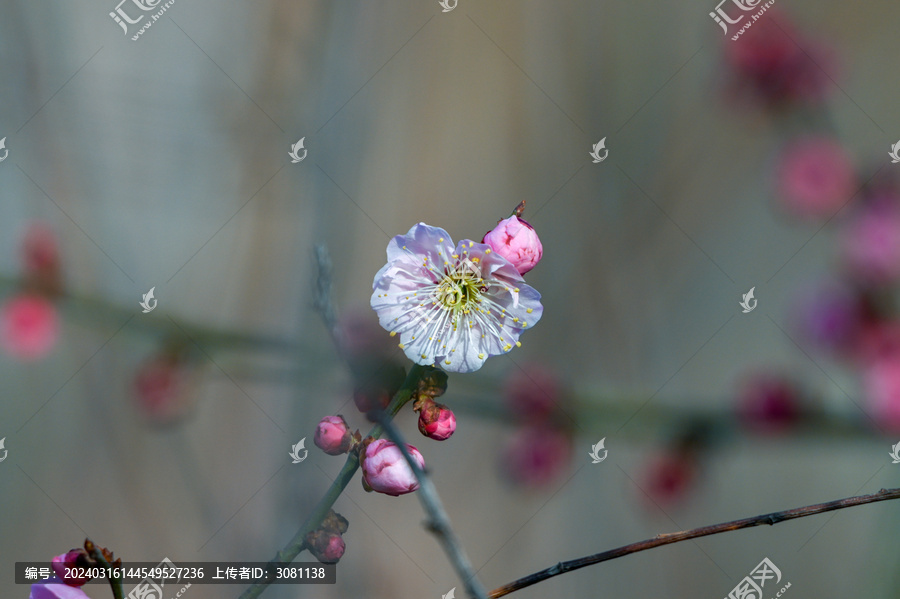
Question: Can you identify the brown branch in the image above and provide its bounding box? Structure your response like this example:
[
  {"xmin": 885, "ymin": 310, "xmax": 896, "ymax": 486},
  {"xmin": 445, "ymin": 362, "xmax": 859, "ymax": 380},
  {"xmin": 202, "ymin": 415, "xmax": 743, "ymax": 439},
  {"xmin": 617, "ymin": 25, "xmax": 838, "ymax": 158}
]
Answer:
[
  {"xmin": 488, "ymin": 486, "xmax": 900, "ymax": 598},
  {"xmin": 374, "ymin": 413, "xmax": 489, "ymax": 599}
]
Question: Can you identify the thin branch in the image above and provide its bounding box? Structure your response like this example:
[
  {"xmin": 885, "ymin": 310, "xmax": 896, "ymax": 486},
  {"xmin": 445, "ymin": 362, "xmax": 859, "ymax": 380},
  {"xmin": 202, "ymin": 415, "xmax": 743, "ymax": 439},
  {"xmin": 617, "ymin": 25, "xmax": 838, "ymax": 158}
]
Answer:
[
  {"xmin": 312, "ymin": 244, "xmax": 339, "ymax": 343},
  {"xmin": 374, "ymin": 414, "xmax": 489, "ymax": 599},
  {"xmin": 237, "ymin": 364, "xmax": 427, "ymax": 599},
  {"xmin": 488, "ymin": 486, "xmax": 900, "ymax": 598}
]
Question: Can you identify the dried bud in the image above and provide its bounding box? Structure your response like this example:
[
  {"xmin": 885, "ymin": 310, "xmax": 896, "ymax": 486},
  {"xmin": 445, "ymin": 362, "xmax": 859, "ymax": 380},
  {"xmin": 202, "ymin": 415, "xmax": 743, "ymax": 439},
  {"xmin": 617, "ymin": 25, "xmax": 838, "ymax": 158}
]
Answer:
[
  {"xmin": 482, "ymin": 216, "xmax": 543, "ymax": 275},
  {"xmin": 320, "ymin": 509, "xmax": 350, "ymax": 535},
  {"xmin": 305, "ymin": 530, "xmax": 346, "ymax": 564},
  {"xmin": 415, "ymin": 367, "xmax": 448, "ymax": 402},
  {"xmin": 416, "ymin": 399, "xmax": 456, "ymax": 441},
  {"xmin": 314, "ymin": 415, "xmax": 353, "ymax": 455}
]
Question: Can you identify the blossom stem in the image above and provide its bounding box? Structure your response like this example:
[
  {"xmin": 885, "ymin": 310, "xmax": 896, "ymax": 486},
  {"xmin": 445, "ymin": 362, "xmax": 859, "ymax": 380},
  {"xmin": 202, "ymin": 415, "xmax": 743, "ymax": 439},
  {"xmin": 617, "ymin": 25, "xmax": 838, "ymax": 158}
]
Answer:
[
  {"xmin": 238, "ymin": 364, "xmax": 426, "ymax": 599},
  {"xmin": 86, "ymin": 542, "xmax": 123, "ymax": 599},
  {"xmin": 509, "ymin": 201, "xmax": 526, "ymax": 218},
  {"xmin": 374, "ymin": 413, "xmax": 489, "ymax": 599},
  {"xmin": 487, "ymin": 486, "xmax": 900, "ymax": 597}
]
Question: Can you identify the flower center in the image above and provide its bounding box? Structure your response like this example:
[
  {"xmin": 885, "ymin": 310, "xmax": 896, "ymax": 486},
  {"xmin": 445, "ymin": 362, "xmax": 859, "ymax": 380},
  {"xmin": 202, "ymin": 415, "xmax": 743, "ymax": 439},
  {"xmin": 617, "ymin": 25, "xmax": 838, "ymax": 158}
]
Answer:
[{"xmin": 435, "ymin": 260, "xmax": 484, "ymax": 319}]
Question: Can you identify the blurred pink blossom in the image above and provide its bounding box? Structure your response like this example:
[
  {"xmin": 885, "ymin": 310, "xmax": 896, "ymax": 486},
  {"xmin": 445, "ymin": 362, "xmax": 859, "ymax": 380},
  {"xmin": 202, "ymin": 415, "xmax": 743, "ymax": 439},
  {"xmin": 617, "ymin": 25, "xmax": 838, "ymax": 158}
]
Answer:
[
  {"xmin": 361, "ymin": 439, "xmax": 424, "ymax": 496},
  {"xmin": 335, "ymin": 308, "xmax": 397, "ymax": 365},
  {"xmin": 863, "ymin": 354, "xmax": 900, "ymax": 432},
  {"xmin": 335, "ymin": 308, "xmax": 407, "ymax": 418},
  {"xmin": 639, "ymin": 451, "xmax": 698, "ymax": 508},
  {"xmin": 482, "ymin": 216, "xmax": 543, "ymax": 275},
  {"xmin": 791, "ymin": 279, "xmax": 863, "ymax": 354},
  {"xmin": 854, "ymin": 319, "xmax": 900, "ymax": 365},
  {"xmin": 504, "ymin": 364, "xmax": 561, "ymax": 421},
  {"xmin": 21, "ymin": 222, "xmax": 63, "ymax": 294},
  {"xmin": 0, "ymin": 294, "xmax": 59, "ymax": 361},
  {"xmin": 133, "ymin": 354, "xmax": 193, "ymax": 425},
  {"xmin": 29, "ymin": 578, "xmax": 90, "ymax": 599},
  {"xmin": 841, "ymin": 201, "xmax": 900, "ymax": 285},
  {"xmin": 501, "ymin": 426, "xmax": 572, "ymax": 488},
  {"xmin": 314, "ymin": 415, "xmax": 353, "ymax": 455},
  {"xmin": 736, "ymin": 372, "xmax": 801, "ymax": 433},
  {"xmin": 776, "ymin": 137, "xmax": 856, "ymax": 219},
  {"xmin": 725, "ymin": 11, "xmax": 835, "ymax": 107}
]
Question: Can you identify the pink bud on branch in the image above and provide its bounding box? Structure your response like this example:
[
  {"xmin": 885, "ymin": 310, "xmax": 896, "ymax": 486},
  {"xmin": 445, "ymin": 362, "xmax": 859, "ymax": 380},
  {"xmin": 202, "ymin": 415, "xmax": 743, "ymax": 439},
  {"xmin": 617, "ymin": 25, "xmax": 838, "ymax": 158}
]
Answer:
[
  {"xmin": 360, "ymin": 438, "xmax": 425, "ymax": 496},
  {"xmin": 482, "ymin": 216, "xmax": 543, "ymax": 275},
  {"xmin": 314, "ymin": 415, "xmax": 354, "ymax": 455},
  {"xmin": 416, "ymin": 399, "xmax": 456, "ymax": 440}
]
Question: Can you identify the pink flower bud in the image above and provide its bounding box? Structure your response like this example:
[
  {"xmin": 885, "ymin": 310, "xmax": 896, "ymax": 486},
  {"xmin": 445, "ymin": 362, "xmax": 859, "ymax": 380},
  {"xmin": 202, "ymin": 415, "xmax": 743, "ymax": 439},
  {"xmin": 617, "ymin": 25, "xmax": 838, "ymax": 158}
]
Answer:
[
  {"xmin": 482, "ymin": 216, "xmax": 543, "ymax": 275},
  {"xmin": 50, "ymin": 550, "xmax": 90, "ymax": 587},
  {"xmin": 360, "ymin": 438, "xmax": 424, "ymax": 496},
  {"xmin": 417, "ymin": 401, "xmax": 456, "ymax": 440},
  {"xmin": 29, "ymin": 578, "xmax": 91, "ymax": 599},
  {"xmin": 0, "ymin": 294, "xmax": 59, "ymax": 362},
  {"xmin": 314, "ymin": 415, "xmax": 353, "ymax": 455}
]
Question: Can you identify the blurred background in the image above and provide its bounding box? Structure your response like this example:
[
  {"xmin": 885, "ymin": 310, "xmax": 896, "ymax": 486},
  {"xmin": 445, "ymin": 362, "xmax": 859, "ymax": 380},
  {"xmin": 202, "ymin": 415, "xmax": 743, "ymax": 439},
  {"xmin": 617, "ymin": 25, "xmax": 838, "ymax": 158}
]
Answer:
[{"xmin": 2, "ymin": 0, "xmax": 900, "ymax": 597}]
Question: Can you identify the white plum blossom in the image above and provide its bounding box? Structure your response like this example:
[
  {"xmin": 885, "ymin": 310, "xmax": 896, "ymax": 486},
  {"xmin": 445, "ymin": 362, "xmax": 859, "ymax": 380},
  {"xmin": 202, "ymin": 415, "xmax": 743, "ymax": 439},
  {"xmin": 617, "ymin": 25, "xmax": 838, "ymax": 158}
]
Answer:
[{"xmin": 371, "ymin": 223, "xmax": 543, "ymax": 373}]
